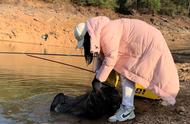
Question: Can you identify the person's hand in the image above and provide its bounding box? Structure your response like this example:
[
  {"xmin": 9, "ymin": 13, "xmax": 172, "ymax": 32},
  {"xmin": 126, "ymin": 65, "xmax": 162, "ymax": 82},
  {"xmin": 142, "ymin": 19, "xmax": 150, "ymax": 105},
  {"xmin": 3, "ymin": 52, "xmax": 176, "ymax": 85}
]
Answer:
[{"xmin": 92, "ymin": 77, "xmax": 103, "ymax": 93}]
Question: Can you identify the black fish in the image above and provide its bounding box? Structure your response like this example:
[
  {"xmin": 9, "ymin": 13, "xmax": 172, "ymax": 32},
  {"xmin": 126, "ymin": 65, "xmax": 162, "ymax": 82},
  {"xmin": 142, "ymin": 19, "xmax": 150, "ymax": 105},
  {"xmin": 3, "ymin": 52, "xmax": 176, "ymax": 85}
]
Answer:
[{"xmin": 50, "ymin": 82, "xmax": 121, "ymax": 119}]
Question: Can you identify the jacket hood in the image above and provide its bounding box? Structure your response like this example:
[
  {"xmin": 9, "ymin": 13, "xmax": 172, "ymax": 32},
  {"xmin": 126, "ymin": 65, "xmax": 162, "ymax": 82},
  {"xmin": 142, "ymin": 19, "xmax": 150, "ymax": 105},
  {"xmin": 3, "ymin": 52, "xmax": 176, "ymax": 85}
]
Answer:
[{"xmin": 86, "ymin": 16, "xmax": 110, "ymax": 54}]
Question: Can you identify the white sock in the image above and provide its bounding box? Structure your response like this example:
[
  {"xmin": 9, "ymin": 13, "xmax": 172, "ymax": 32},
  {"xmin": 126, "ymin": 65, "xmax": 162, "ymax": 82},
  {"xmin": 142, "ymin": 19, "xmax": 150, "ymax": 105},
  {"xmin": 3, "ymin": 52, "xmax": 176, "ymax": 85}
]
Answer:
[{"xmin": 120, "ymin": 75, "xmax": 135, "ymax": 109}]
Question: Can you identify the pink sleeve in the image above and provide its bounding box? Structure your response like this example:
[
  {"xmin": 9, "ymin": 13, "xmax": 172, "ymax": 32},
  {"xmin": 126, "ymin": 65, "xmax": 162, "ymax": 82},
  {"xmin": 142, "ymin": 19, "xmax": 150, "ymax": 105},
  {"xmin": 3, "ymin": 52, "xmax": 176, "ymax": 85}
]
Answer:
[{"xmin": 96, "ymin": 36, "xmax": 120, "ymax": 82}]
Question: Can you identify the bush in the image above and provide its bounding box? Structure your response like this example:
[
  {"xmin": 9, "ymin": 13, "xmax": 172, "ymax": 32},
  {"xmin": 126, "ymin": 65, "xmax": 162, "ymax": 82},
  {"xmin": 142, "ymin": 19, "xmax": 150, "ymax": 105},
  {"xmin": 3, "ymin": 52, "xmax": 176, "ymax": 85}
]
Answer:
[
  {"xmin": 115, "ymin": 0, "xmax": 161, "ymax": 14},
  {"xmin": 71, "ymin": 0, "xmax": 118, "ymax": 9},
  {"xmin": 42, "ymin": 0, "xmax": 190, "ymax": 17},
  {"xmin": 148, "ymin": 0, "xmax": 161, "ymax": 13},
  {"xmin": 159, "ymin": 0, "xmax": 189, "ymax": 16}
]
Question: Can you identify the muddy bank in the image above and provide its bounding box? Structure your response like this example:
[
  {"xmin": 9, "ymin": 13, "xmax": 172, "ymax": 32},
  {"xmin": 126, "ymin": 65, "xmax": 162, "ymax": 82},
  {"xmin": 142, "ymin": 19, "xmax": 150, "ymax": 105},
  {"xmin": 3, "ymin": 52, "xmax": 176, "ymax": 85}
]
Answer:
[
  {"xmin": 0, "ymin": 0, "xmax": 190, "ymax": 55},
  {"xmin": 0, "ymin": 0, "xmax": 87, "ymax": 55}
]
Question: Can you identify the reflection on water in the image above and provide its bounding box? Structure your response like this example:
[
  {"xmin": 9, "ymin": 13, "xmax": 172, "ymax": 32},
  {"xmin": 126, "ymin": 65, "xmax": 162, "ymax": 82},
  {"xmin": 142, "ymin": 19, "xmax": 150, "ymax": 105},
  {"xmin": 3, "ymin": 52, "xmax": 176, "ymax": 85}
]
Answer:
[{"xmin": 0, "ymin": 54, "xmax": 98, "ymax": 124}]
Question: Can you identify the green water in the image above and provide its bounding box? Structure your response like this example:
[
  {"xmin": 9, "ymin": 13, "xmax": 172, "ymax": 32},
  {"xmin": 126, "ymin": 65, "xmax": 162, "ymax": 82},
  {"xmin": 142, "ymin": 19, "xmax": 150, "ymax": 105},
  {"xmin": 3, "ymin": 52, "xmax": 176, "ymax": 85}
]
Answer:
[{"xmin": 0, "ymin": 54, "xmax": 96, "ymax": 124}]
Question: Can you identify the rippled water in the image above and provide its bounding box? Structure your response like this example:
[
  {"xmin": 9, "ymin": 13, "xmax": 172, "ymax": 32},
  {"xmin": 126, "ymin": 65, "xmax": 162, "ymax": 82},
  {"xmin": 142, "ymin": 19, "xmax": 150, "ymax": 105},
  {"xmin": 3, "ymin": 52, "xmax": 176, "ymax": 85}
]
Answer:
[{"xmin": 0, "ymin": 54, "xmax": 97, "ymax": 124}]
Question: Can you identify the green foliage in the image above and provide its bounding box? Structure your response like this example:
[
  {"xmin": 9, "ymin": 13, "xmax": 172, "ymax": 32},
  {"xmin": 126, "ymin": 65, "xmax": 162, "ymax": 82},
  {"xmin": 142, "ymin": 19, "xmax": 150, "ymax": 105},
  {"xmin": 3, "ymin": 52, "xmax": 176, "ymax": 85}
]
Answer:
[
  {"xmin": 71, "ymin": 0, "xmax": 118, "ymax": 9},
  {"xmin": 160, "ymin": 0, "xmax": 189, "ymax": 16},
  {"xmin": 147, "ymin": 0, "xmax": 161, "ymax": 12},
  {"xmin": 118, "ymin": 0, "xmax": 190, "ymax": 16},
  {"xmin": 42, "ymin": 0, "xmax": 190, "ymax": 16},
  {"xmin": 130, "ymin": 0, "xmax": 161, "ymax": 13}
]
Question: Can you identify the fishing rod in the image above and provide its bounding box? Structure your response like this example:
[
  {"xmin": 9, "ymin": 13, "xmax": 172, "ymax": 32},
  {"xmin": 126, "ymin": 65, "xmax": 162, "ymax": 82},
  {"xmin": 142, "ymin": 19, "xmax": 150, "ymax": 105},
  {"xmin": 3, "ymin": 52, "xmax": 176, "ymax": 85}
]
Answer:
[
  {"xmin": 0, "ymin": 51, "xmax": 84, "ymax": 57},
  {"xmin": 0, "ymin": 39, "xmax": 97, "ymax": 72},
  {"xmin": 26, "ymin": 54, "xmax": 95, "ymax": 73},
  {"xmin": 0, "ymin": 51, "xmax": 96, "ymax": 73}
]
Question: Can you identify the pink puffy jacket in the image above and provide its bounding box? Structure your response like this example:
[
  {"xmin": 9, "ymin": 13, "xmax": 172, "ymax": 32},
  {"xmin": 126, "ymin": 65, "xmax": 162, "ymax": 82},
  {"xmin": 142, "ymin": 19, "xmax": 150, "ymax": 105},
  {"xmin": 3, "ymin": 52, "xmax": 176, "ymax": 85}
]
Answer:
[{"xmin": 86, "ymin": 16, "xmax": 179, "ymax": 105}]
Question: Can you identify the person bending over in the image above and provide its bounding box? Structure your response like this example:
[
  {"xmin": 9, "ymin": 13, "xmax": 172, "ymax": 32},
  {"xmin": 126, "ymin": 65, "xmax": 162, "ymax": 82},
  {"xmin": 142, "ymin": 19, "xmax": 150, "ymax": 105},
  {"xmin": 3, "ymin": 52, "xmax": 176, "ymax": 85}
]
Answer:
[{"xmin": 74, "ymin": 16, "xmax": 179, "ymax": 122}]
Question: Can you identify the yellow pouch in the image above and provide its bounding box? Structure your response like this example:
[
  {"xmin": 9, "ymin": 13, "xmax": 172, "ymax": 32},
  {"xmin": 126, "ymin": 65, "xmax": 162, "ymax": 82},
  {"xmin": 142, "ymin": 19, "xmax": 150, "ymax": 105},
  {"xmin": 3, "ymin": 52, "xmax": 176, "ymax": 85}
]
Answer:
[
  {"xmin": 135, "ymin": 84, "xmax": 160, "ymax": 99},
  {"xmin": 106, "ymin": 70, "xmax": 160, "ymax": 100}
]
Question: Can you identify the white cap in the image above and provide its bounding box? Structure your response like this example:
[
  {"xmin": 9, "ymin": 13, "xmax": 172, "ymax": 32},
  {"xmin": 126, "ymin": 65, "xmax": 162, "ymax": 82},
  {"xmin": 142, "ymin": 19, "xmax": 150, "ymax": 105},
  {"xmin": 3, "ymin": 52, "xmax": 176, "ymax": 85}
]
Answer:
[{"xmin": 74, "ymin": 23, "xmax": 87, "ymax": 48}]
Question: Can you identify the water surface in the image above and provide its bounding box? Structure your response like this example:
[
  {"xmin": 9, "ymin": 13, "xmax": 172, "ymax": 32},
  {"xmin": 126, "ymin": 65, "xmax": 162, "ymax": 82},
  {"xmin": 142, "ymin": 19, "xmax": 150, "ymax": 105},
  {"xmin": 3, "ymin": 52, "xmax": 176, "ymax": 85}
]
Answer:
[{"xmin": 0, "ymin": 54, "xmax": 97, "ymax": 124}]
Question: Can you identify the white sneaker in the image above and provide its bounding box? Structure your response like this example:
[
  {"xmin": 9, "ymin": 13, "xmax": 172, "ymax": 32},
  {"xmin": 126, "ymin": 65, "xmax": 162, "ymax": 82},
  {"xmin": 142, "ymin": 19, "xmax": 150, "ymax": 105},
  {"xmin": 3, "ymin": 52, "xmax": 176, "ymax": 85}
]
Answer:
[{"xmin": 108, "ymin": 105, "xmax": 135, "ymax": 122}]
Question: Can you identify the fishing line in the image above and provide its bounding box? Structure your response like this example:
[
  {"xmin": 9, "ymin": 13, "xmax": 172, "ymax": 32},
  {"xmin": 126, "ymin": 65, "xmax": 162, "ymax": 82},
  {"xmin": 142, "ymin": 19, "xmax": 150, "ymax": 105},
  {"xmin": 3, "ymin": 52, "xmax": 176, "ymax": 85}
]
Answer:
[{"xmin": 0, "ymin": 39, "xmax": 76, "ymax": 48}]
